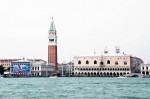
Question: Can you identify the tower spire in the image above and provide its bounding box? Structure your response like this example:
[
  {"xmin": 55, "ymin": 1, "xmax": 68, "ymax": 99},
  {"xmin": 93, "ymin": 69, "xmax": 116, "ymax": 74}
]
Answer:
[{"xmin": 50, "ymin": 17, "xmax": 56, "ymax": 32}]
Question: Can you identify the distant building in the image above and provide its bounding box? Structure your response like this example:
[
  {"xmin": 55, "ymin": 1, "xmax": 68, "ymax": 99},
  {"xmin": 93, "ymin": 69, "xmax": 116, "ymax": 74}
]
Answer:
[
  {"xmin": 65, "ymin": 62, "xmax": 74, "ymax": 76},
  {"xmin": 0, "ymin": 59, "xmax": 21, "ymax": 70},
  {"xmin": 10, "ymin": 59, "xmax": 32, "ymax": 77},
  {"xmin": 73, "ymin": 48, "xmax": 143, "ymax": 77},
  {"xmin": 0, "ymin": 58, "xmax": 46, "ymax": 77},
  {"xmin": 40, "ymin": 64, "xmax": 55, "ymax": 76},
  {"xmin": 59, "ymin": 62, "xmax": 73, "ymax": 76},
  {"xmin": 141, "ymin": 63, "xmax": 150, "ymax": 76},
  {"xmin": 131, "ymin": 57, "xmax": 143, "ymax": 73},
  {"xmin": 31, "ymin": 60, "xmax": 46, "ymax": 76}
]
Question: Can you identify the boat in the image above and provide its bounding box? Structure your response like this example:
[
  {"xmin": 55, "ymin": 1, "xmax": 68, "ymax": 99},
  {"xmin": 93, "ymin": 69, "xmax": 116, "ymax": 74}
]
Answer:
[
  {"xmin": 117, "ymin": 76, "xmax": 127, "ymax": 78},
  {"xmin": 49, "ymin": 76, "xmax": 57, "ymax": 78}
]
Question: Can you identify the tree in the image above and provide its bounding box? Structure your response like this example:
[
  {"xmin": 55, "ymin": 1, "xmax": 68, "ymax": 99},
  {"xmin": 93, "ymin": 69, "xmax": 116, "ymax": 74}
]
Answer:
[{"xmin": 0, "ymin": 65, "xmax": 4, "ymax": 75}]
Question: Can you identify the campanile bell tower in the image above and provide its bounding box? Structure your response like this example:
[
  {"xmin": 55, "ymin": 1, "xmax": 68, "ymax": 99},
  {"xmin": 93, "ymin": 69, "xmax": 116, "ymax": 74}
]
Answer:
[{"xmin": 48, "ymin": 17, "xmax": 58, "ymax": 72}]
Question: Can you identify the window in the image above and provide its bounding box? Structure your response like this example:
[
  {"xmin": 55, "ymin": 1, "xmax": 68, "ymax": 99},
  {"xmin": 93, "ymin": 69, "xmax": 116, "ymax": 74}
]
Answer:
[
  {"xmin": 115, "ymin": 61, "xmax": 118, "ymax": 65},
  {"xmin": 100, "ymin": 62, "xmax": 103, "ymax": 65},
  {"xmin": 124, "ymin": 61, "xmax": 127, "ymax": 65},
  {"xmin": 86, "ymin": 60, "xmax": 89, "ymax": 64},
  {"xmin": 146, "ymin": 72, "xmax": 149, "ymax": 75},
  {"xmin": 78, "ymin": 61, "xmax": 81, "ymax": 64},
  {"xmin": 142, "ymin": 67, "xmax": 144, "ymax": 70},
  {"xmin": 146, "ymin": 67, "xmax": 148, "ymax": 70},
  {"xmin": 107, "ymin": 60, "xmax": 110, "ymax": 64},
  {"xmin": 94, "ymin": 60, "xmax": 97, "ymax": 64}
]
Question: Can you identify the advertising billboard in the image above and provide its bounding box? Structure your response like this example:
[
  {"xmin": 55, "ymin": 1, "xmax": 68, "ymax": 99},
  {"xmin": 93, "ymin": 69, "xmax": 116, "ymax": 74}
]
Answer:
[{"xmin": 12, "ymin": 65, "xmax": 30, "ymax": 73}]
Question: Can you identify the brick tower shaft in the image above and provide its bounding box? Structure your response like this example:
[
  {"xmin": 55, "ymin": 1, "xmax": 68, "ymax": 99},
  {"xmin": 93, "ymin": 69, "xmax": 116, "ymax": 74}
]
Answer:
[{"xmin": 48, "ymin": 45, "xmax": 57, "ymax": 71}]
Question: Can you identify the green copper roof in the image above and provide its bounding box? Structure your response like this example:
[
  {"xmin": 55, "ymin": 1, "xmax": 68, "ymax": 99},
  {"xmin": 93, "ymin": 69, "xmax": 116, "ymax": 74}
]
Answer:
[{"xmin": 50, "ymin": 18, "xmax": 56, "ymax": 32}]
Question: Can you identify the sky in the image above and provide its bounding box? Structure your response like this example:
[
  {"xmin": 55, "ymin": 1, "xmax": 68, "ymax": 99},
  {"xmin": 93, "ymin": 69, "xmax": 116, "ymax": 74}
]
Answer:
[{"xmin": 0, "ymin": 0, "xmax": 150, "ymax": 63}]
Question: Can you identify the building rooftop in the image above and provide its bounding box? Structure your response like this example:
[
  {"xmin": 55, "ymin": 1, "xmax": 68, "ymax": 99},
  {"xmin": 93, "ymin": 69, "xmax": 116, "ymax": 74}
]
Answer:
[
  {"xmin": 12, "ymin": 59, "xmax": 30, "ymax": 62},
  {"xmin": 102, "ymin": 53, "xmax": 131, "ymax": 56},
  {"xmin": 74, "ymin": 53, "xmax": 131, "ymax": 58}
]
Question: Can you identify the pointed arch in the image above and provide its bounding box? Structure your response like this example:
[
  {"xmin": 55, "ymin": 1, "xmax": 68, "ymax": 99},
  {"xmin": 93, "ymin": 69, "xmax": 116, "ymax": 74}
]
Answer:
[
  {"xmin": 94, "ymin": 60, "xmax": 97, "ymax": 64},
  {"xmin": 107, "ymin": 60, "xmax": 110, "ymax": 64},
  {"xmin": 115, "ymin": 61, "xmax": 118, "ymax": 65},
  {"xmin": 85, "ymin": 72, "xmax": 87, "ymax": 75},
  {"xmin": 124, "ymin": 61, "xmax": 127, "ymax": 65},
  {"xmin": 78, "ymin": 60, "xmax": 81, "ymax": 64},
  {"xmin": 86, "ymin": 60, "xmax": 89, "ymax": 64},
  {"xmin": 100, "ymin": 61, "xmax": 104, "ymax": 65}
]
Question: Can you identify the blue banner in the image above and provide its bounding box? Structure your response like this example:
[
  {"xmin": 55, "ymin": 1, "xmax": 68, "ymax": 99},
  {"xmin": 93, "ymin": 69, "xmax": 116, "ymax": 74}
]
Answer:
[{"xmin": 12, "ymin": 65, "xmax": 30, "ymax": 73}]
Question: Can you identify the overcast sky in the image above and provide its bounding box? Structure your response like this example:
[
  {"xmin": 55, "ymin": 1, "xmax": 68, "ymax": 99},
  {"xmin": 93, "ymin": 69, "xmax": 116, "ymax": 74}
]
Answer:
[{"xmin": 0, "ymin": 0, "xmax": 150, "ymax": 63}]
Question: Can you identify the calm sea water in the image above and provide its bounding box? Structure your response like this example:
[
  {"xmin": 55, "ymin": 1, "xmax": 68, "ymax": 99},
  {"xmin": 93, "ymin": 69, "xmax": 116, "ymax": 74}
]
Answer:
[{"xmin": 0, "ymin": 77, "xmax": 150, "ymax": 99}]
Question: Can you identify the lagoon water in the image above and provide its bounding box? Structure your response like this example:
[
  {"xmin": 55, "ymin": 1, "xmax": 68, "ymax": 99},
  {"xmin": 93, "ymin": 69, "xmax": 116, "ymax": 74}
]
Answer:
[{"xmin": 0, "ymin": 77, "xmax": 150, "ymax": 99}]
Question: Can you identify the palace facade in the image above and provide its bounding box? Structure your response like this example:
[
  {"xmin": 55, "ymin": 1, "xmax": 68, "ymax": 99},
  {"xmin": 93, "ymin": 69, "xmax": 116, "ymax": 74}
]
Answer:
[{"xmin": 73, "ymin": 49, "xmax": 143, "ymax": 77}]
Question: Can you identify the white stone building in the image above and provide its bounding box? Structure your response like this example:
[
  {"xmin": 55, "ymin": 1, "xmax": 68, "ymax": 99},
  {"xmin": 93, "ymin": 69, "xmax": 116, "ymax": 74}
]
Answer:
[
  {"xmin": 60, "ymin": 62, "xmax": 74, "ymax": 76},
  {"xmin": 31, "ymin": 60, "xmax": 55, "ymax": 77},
  {"xmin": 31, "ymin": 60, "xmax": 46, "ymax": 76},
  {"xmin": 141, "ymin": 63, "xmax": 150, "ymax": 76}
]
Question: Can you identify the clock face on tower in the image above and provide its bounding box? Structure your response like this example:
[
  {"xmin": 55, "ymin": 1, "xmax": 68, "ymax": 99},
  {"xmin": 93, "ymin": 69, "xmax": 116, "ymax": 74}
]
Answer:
[{"xmin": 49, "ymin": 39, "xmax": 54, "ymax": 42}]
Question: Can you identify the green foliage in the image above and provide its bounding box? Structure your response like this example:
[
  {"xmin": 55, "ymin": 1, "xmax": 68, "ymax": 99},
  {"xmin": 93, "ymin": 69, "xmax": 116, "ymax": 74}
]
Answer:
[{"xmin": 0, "ymin": 65, "xmax": 4, "ymax": 75}]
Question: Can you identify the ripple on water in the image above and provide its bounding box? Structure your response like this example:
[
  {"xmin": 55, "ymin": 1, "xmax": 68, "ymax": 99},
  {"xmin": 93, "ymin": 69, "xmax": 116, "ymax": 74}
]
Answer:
[{"xmin": 0, "ymin": 77, "xmax": 150, "ymax": 99}]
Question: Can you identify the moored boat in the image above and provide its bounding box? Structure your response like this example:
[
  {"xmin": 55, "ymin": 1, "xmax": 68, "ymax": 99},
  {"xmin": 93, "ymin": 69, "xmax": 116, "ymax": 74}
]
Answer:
[
  {"xmin": 49, "ymin": 76, "xmax": 57, "ymax": 78},
  {"xmin": 117, "ymin": 76, "xmax": 127, "ymax": 78}
]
